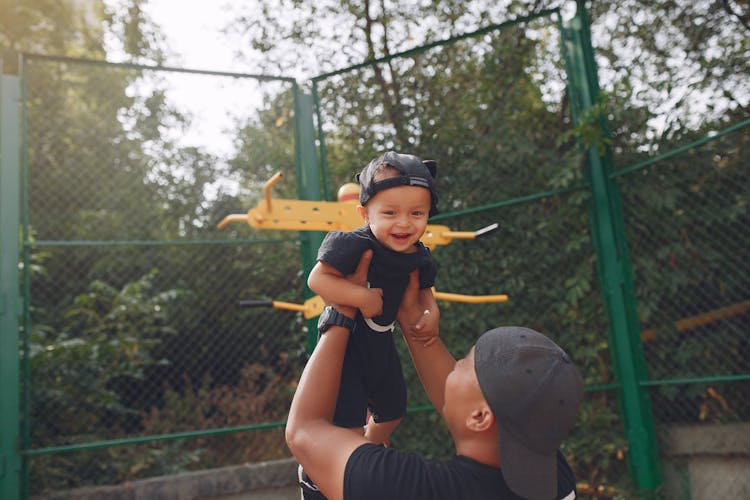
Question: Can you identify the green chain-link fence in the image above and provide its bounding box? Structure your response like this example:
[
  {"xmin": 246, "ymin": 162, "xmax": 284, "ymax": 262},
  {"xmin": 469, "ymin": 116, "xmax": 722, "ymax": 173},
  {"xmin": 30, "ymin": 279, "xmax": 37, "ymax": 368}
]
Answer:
[
  {"xmin": 19, "ymin": 56, "xmax": 307, "ymax": 494},
  {"xmin": 1, "ymin": 4, "xmax": 748, "ymax": 500},
  {"xmin": 617, "ymin": 120, "xmax": 750, "ymax": 499}
]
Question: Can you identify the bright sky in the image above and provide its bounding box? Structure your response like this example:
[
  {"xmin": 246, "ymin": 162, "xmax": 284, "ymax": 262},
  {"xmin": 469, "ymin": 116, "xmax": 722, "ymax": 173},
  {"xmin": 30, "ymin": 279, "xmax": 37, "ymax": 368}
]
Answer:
[
  {"xmin": 101, "ymin": 0, "xmax": 285, "ymax": 198},
  {"xmin": 142, "ymin": 0, "xmax": 239, "ymax": 70},
  {"xmin": 113, "ymin": 0, "xmax": 278, "ymax": 164}
]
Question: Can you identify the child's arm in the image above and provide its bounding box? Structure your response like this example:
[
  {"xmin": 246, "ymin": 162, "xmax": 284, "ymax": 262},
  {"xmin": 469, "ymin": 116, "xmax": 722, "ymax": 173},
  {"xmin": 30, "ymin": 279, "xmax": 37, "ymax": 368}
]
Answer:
[{"xmin": 308, "ymin": 260, "xmax": 383, "ymax": 318}]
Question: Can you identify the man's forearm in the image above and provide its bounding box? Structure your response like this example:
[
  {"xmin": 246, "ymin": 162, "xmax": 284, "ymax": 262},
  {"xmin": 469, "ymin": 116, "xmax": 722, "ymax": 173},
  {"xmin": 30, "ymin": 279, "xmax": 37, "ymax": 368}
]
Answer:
[
  {"xmin": 419, "ymin": 287, "xmax": 438, "ymax": 312},
  {"xmin": 402, "ymin": 334, "xmax": 455, "ymax": 415},
  {"xmin": 286, "ymin": 251, "xmax": 374, "ymax": 500},
  {"xmin": 397, "ymin": 275, "xmax": 455, "ymax": 414},
  {"xmin": 285, "ymin": 322, "xmax": 370, "ymax": 500},
  {"xmin": 286, "ymin": 325, "xmax": 349, "ymax": 444}
]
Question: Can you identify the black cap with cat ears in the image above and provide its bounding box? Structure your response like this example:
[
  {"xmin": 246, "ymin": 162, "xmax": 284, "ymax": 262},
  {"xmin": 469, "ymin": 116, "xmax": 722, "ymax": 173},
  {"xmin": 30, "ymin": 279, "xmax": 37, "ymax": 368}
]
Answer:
[{"xmin": 355, "ymin": 151, "xmax": 438, "ymax": 216}]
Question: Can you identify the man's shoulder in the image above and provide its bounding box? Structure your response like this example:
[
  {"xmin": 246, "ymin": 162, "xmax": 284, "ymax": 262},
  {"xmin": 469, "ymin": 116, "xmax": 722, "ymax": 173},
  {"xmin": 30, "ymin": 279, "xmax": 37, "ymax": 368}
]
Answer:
[
  {"xmin": 555, "ymin": 450, "xmax": 578, "ymax": 499},
  {"xmin": 344, "ymin": 445, "xmax": 515, "ymax": 500},
  {"xmin": 344, "ymin": 445, "xmax": 577, "ymax": 500}
]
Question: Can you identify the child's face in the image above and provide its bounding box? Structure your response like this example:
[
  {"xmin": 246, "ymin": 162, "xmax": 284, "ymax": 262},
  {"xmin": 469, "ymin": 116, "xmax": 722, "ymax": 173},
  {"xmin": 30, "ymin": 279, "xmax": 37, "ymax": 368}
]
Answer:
[{"xmin": 357, "ymin": 176, "xmax": 432, "ymax": 253}]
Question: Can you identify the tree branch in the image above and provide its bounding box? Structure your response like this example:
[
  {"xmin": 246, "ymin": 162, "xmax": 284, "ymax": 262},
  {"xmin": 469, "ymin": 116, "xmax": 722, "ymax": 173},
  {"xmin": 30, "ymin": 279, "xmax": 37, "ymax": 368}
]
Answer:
[
  {"xmin": 722, "ymin": 0, "xmax": 750, "ymax": 32},
  {"xmin": 362, "ymin": 0, "xmax": 407, "ymax": 147}
]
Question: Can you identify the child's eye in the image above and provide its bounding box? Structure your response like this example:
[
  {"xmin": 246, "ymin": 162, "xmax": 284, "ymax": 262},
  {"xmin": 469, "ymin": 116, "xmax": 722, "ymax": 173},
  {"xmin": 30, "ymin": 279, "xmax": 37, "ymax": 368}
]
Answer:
[
  {"xmin": 382, "ymin": 210, "xmax": 396, "ymax": 216},
  {"xmin": 412, "ymin": 210, "xmax": 425, "ymax": 217}
]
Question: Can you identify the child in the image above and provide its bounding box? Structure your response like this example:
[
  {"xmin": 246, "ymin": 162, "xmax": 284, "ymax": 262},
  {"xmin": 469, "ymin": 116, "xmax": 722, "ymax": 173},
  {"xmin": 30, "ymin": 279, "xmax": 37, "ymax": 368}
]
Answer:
[{"xmin": 308, "ymin": 151, "xmax": 440, "ymax": 444}]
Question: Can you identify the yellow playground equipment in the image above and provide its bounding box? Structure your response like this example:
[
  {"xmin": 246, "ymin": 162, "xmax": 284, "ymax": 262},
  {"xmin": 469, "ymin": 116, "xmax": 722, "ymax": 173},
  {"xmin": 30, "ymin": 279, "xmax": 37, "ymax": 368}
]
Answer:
[
  {"xmin": 238, "ymin": 289, "xmax": 509, "ymax": 319},
  {"xmin": 219, "ymin": 171, "xmax": 508, "ymax": 315},
  {"xmin": 217, "ymin": 172, "xmax": 499, "ymax": 251}
]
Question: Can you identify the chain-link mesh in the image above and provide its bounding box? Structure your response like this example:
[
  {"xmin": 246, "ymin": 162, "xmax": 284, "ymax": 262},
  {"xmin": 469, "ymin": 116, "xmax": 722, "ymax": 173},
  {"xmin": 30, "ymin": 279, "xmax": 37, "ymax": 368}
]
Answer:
[
  {"xmin": 17, "ymin": 10, "xmax": 750, "ymax": 500},
  {"xmin": 22, "ymin": 56, "xmax": 303, "ymax": 493},
  {"xmin": 618, "ymin": 127, "xmax": 750, "ymax": 499},
  {"xmin": 313, "ymin": 13, "xmax": 632, "ymax": 496}
]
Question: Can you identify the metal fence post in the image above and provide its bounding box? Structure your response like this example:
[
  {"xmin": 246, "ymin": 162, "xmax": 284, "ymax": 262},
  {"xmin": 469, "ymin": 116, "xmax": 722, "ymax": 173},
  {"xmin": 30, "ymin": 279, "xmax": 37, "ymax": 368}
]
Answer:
[
  {"xmin": 1, "ymin": 73, "xmax": 22, "ymax": 500},
  {"xmin": 561, "ymin": 2, "xmax": 662, "ymax": 495},
  {"xmin": 293, "ymin": 87, "xmax": 326, "ymax": 353}
]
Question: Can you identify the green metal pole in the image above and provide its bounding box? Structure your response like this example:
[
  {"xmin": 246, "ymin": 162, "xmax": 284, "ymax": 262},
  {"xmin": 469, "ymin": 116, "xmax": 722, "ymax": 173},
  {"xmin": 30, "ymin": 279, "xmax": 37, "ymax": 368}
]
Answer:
[
  {"xmin": 1, "ymin": 74, "xmax": 22, "ymax": 500},
  {"xmin": 311, "ymin": 81, "xmax": 333, "ymax": 202},
  {"xmin": 293, "ymin": 88, "xmax": 326, "ymax": 353},
  {"xmin": 562, "ymin": 2, "xmax": 662, "ymax": 495}
]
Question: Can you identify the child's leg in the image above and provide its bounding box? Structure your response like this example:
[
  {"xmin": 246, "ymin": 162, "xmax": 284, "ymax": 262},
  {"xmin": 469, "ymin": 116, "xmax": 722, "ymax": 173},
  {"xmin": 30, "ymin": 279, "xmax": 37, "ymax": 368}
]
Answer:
[
  {"xmin": 364, "ymin": 416, "xmax": 402, "ymax": 446},
  {"xmin": 365, "ymin": 338, "xmax": 407, "ymax": 446}
]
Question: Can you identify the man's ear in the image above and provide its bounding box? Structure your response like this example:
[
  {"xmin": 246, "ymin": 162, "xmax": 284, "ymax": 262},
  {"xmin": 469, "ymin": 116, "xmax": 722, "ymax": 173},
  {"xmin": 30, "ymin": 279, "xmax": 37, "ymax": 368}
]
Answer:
[
  {"xmin": 466, "ymin": 404, "xmax": 495, "ymax": 432},
  {"xmin": 357, "ymin": 205, "xmax": 368, "ymax": 222}
]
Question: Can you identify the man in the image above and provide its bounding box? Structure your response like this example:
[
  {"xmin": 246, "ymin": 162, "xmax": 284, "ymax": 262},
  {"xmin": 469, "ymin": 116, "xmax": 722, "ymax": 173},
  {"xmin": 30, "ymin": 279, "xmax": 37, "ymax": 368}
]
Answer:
[{"xmin": 285, "ymin": 250, "xmax": 584, "ymax": 499}]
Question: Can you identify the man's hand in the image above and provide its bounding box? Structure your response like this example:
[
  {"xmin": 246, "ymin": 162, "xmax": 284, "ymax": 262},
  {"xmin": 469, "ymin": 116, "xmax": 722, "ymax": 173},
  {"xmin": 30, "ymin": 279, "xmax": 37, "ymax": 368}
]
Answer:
[
  {"xmin": 414, "ymin": 308, "xmax": 439, "ymax": 347},
  {"xmin": 397, "ymin": 271, "xmax": 440, "ymax": 346}
]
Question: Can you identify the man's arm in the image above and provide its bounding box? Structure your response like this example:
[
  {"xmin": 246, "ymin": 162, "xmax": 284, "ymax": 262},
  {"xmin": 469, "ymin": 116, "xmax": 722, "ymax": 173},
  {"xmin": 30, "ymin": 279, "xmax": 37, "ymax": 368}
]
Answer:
[
  {"xmin": 286, "ymin": 252, "xmax": 374, "ymax": 500},
  {"xmin": 397, "ymin": 271, "xmax": 456, "ymax": 416}
]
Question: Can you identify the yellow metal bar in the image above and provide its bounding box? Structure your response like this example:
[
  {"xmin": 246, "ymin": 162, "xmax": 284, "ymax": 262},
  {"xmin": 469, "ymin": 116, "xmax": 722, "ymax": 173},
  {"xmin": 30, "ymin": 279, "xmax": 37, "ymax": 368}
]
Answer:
[
  {"xmin": 216, "ymin": 173, "xmax": 499, "ymax": 251},
  {"xmin": 433, "ymin": 291, "xmax": 508, "ymax": 304},
  {"xmin": 258, "ymin": 291, "xmax": 507, "ymax": 319},
  {"xmin": 264, "ymin": 172, "xmax": 284, "ymax": 212},
  {"xmin": 420, "ymin": 225, "xmax": 462, "ymax": 249},
  {"xmin": 269, "ymin": 300, "xmax": 308, "ymax": 313},
  {"xmin": 216, "ymin": 214, "xmax": 250, "ymax": 230},
  {"xmin": 640, "ymin": 299, "xmax": 750, "ymax": 341},
  {"xmin": 674, "ymin": 300, "xmax": 750, "ymax": 331},
  {"xmin": 271, "ymin": 295, "xmax": 325, "ymax": 319},
  {"xmin": 246, "ymin": 198, "xmax": 363, "ymax": 232},
  {"xmin": 440, "ymin": 230, "xmax": 477, "ymax": 239}
]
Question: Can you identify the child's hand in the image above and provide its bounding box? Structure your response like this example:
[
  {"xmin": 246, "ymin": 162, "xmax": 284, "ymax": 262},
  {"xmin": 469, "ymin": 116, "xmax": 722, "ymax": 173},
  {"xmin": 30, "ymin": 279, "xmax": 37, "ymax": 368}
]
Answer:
[{"xmin": 358, "ymin": 286, "xmax": 383, "ymax": 318}]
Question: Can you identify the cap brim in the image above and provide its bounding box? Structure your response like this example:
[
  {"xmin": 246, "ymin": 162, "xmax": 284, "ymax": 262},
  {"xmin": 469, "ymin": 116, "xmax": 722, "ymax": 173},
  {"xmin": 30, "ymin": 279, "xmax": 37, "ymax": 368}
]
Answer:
[{"xmin": 498, "ymin": 419, "xmax": 557, "ymax": 500}]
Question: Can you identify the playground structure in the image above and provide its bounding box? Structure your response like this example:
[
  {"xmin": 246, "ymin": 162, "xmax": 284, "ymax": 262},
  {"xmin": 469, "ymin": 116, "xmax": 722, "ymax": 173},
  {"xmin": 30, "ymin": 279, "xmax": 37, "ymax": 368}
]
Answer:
[
  {"xmin": 238, "ymin": 288, "xmax": 509, "ymax": 319},
  {"xmin": 217, "ymin": 171, "xmax": 500, "ymax": 251},
  {"xmin": 218, "ymin": 171, "xmax": 508, "ymax": 317}
]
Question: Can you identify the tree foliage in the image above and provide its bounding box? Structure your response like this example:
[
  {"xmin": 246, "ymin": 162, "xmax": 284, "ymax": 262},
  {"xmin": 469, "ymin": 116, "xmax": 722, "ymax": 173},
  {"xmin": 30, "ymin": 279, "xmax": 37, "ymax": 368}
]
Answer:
[{"xmin": 4, "ymin": 0, "xmax": 304, "ymax": 493}]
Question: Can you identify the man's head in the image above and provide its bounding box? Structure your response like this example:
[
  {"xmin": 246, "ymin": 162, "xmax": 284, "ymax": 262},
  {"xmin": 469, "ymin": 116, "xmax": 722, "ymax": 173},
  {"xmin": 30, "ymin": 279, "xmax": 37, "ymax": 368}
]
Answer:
[
  {"xmin": 355, "ymin": 152, "xmax": 438, "ymax": 253},
  {"xmin": 471, "ymin": 326, "xmax": 583, "ymax": 500}
]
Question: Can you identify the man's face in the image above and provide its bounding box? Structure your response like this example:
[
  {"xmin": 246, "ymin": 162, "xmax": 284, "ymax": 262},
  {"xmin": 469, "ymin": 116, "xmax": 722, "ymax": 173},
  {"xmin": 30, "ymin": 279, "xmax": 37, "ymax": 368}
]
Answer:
[
  {"xmin": 357, "ymin": 177, "xmax": 431, "ymax": 253},
  {"xmin": 443, "ymin": 347, "xmax": 487, "ymax": 427}
]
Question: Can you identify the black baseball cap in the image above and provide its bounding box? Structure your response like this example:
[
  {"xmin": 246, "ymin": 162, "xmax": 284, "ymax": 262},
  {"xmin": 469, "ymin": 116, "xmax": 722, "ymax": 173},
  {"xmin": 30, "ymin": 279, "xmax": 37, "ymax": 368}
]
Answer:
[
  {"xmin": 356, "ymin": 151, "xmax": 439, "ymax": 216},
  {"xmin": 474, "ymin": 326, "xmax": 583, "ymax": 500}
]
